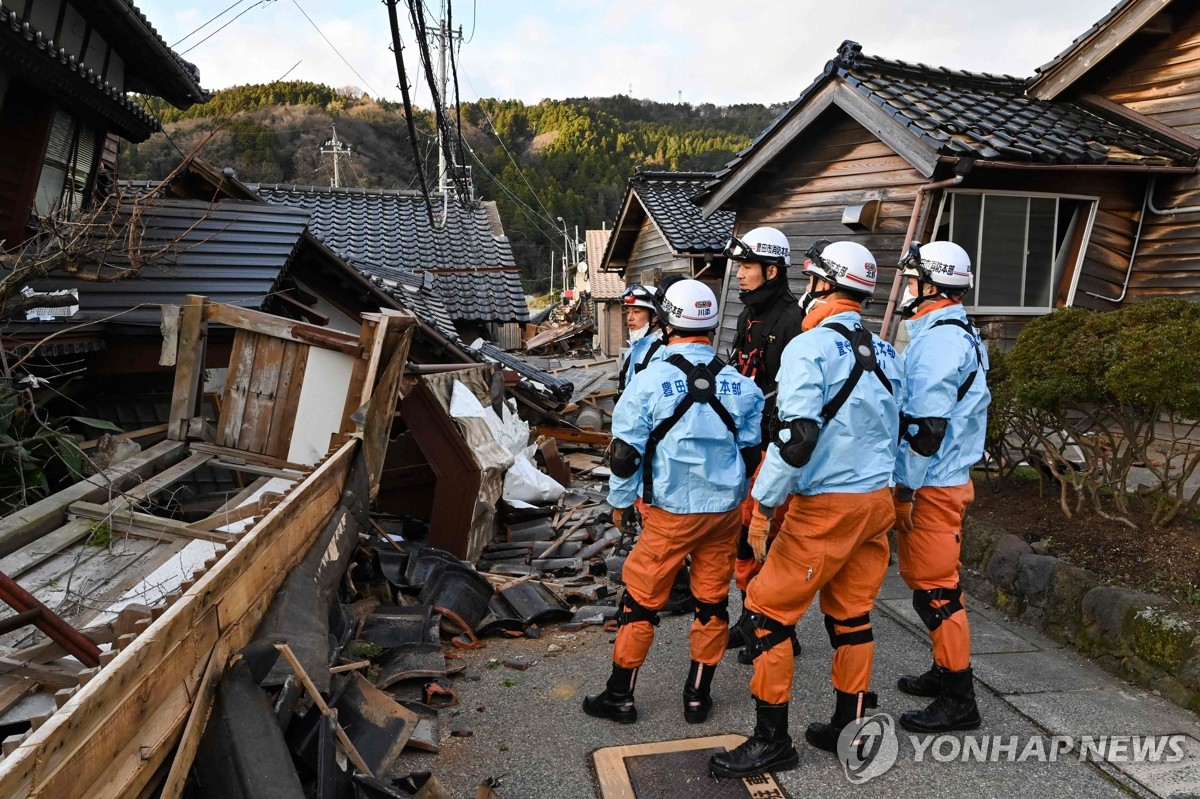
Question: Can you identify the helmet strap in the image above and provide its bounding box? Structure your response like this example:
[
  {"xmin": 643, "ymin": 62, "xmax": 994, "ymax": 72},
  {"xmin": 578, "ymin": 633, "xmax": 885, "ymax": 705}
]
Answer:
[{"xmin": 901, "ymin": 278, "xmax": 939, "ymax": 318}]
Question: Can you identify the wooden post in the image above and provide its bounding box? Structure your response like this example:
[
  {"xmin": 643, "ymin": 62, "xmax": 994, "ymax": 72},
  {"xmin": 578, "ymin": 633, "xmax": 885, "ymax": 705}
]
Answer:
[{"xmin": 168, "ymin": 296, "xmax": 208, "ymax": 441}]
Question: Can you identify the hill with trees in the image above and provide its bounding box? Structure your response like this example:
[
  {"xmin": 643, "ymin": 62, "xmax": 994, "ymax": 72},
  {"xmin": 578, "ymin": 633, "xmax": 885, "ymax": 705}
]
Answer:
[{"xmin": 123, "ymin": 82, "xmax": 785, "ymax": 290}]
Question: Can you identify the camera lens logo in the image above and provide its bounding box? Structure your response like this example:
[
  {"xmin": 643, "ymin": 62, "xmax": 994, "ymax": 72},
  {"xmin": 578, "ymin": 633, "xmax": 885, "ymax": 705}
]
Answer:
[{"xmin": 837, "ymin": 712, "xmax": 899, "ymax": 784}]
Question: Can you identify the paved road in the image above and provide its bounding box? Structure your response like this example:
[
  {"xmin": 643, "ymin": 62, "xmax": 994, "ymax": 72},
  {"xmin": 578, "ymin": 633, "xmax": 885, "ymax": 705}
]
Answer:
[{"xmin": 397, "ymin": 564, "xmax": 1200, "ymax": 799}]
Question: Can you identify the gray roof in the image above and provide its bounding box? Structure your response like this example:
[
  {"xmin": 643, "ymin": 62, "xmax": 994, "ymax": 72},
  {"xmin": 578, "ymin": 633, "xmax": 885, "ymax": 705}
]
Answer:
[
  {"xmin": 252, "ymin": 184, "xmax": 529, "ymax": 324},
  {"xmin": 17, "ymin": 199, "xmax": 309, "ymax": 326},
  {"xmin": 349, "ymin": 259, "xmax": 460, "ymax": 341},
  {"xmin": 703, "ymin": 40, "xmax": 1197, "ymax": 203},
  {"xmin": 630, "ymin": 171, "xmax": 735, "ymax": 253}
]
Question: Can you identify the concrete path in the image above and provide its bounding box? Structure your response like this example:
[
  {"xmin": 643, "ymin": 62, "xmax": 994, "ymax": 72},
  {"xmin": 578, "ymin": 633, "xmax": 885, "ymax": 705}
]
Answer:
[{"xmin": 403, "ymin": 564, "xmax": 1200, "ymax": 799}]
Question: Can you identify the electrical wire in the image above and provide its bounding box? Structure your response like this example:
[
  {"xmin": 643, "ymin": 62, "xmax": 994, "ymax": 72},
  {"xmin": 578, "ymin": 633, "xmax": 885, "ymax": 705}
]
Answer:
[
  {"xmin": 463, "ymin": 0, "xmax": 477, "ymax": 44},
  {"xmin": 180, "ymin": 0, "xmax": 271, "ymax": 56},
  {"xmin": 290, "ymin": 0, "xmax": 381, "ymax": 97},
  {"xmin": 170, "ymin": 0, "xmax": 250, "ymax": 47},
  {"xmin": 385, "ymin": 0, "xmax": 437, "ymax": 227}
]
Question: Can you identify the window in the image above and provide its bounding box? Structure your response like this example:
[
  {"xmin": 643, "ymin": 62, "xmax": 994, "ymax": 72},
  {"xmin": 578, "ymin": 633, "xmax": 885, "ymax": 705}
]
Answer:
[
  {"xmin": 932, "ymin": 191, "xmax": 1097, "ymax": 311},
  {"xmin": 33, "ymin": 109, "xmax": 98, "ymax": 216}
]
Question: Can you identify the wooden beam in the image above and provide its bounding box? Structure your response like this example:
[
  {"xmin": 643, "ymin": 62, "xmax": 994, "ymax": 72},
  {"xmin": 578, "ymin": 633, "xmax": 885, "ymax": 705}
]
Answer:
[
  {"xmin": 207, "ymin": 459, "xmax": 303, "ymax": 480},
  {"xmin": 188, "ymin": 443, "xmax": 308, "ymax": 472},
  {"xmin": 834, "ymin": 84, "xmax": 939, "ymax": 178},
  {"xmin": 78, "ymin": 425, "xmax": 169, "ymax": 452},
  {"xmin": 0, "ymin": 440, "xmax": 188, "ymax": 559},
  {"xmin": 1078, "ymin": 92, "xmax": 1200, "ymax": 152},
  {"xmin": 67, "ymin": 502, "xmax": 234, "ymax": 545},
  {"xmin": 167, "ymin": 296, "xmax": 208, "ymax": 442},
  {"xmin": 204, "ymin": 303, "xmax": 362, "ymax": 356},
  {"xmin": 0, "ymin": 440, "xmax": 354, "ymax": 799},
  {"xmin": 534, "ymin": 426, "xmax": 612, "ymax": 446}
]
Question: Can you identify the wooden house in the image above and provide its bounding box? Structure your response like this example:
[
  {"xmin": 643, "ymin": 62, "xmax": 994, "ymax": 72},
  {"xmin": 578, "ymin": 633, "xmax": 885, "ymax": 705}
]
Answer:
[
  {"xmin": 600, "ymin": 170, "xmax": 736, "ymax": 305},
  {"xmin": 699, "ymin": 16, "xmax": 1200, "ymax": 350},
  {"xmin": 583, "ymin": 227, "xmax": 629, "ymax": 356},
  {"xmin": 0, "ymin": 0, "xmax": 206, "ymax": 245}
]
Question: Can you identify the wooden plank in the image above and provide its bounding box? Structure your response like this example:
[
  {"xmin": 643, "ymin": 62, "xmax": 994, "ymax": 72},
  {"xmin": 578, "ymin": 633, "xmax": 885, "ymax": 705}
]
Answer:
[
  {"xmin": 204, "ymin": 304, "xmax": 362, "ymax": 356},
  {"xmin": 78, "ymin": 425, "xmax": 169, "ymax": 453},
  {"xmin": 156, "ymin": 639, "xmax": 225, "ymax": 799},
  {"xmin": 263, "ymin": 341, "xmax": 307, "ymax": 461},
  {"xmin": 0, "ymin": 680, "xmax": 37, "ymax": 717},
  {"xmin": 68, "ymin": 503, "xmax": 234, "ymax": 545},
  {"xmin": 0, "ymin": 441, "xmax": 354, "ymax": 799},
  {"xmin": 188, "ymin": 500, "xmax": 264, "ymax": 534},
  {"xmin": 534, "ymin": 426, "xmax": 611, "ymax": 446},
  {"xmin": 0, "ymin": 659, "xmax": 80, "ymax": 689},
  {"xmin": 340, "ymin": 317, "xmax": 377, "ymax": 436},
  {"xmin": 239, "ymin": 334, "xmax": 286, "ymax": 455},
  {"xmin": 217, "ymin": 330, "xmax": 256, "ymax": 450},
  {"xmin": 167, "ymin": 296, "xmax": 208, "ymax": 442},
  {"xmin": 208, "ymin": 459, "xmax": 303, "ymax": 480},
  {"xmin": 121, "ymin": 452, "xmax": 214, "ymax": 503},
  {"xmin": 362, "ymin": 321, "xmax": 413, "ymax": 496},
  {"xmin": 187, "ymin": 443, "xmax": 307, "ymax": 472},
  {"xmin": 0, "ymin": 440, "xmax": 188, "ymax": 560}
]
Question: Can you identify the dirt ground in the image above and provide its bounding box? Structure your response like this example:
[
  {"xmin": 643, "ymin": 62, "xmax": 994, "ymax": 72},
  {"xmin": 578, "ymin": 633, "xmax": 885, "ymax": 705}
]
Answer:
[{"xmin": 970, "ymin": 472, "xmax": 1200, "ymax": 620}]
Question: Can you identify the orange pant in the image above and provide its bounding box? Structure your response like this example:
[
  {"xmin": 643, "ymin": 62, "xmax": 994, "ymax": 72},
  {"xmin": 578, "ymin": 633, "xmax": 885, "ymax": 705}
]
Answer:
[
  {"xmin": 734, "ymin": 461, "xmax": 789, "ymax": 592},
  {"xmin": 745, "ymin": 489, "xmax": 892, "ymax": 704},
  {"xmin": 613, "ymin": 505, "xmax": 741, "ymax": 669},
  {"xmin": 897, "ymin": 482, "xmax": 974, "ymax": 671}
]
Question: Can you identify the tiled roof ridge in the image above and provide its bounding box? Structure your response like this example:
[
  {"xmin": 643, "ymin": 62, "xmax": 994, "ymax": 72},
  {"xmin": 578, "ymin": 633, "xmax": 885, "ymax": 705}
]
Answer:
[
  {"xmin": 833, "ymin": 39, "xmax": 1027, "ymax": 87},
  {"xmin": 116, "ymin": 0, "xmax": 204, "ymax": 89},
  {"xmin": 251, "ymin": 182, "xmax": 461, "ymax": 201},
  {"xmin": 632, "ymin": 169, "xmax": 718, "ymax": 183},
  {"xmin": 1, "ymin": 7, "xmax": 160, "ymax": 132},
  {"xmin": 1032, "ymin": 0, "xmax": 1133, "ymax": 78}
]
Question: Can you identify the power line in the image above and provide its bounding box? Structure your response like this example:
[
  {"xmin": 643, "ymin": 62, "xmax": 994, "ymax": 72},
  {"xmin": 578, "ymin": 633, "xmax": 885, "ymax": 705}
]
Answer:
[
  {"xmin": 180, "ymin": 0, "xmax": 271, "ymax": 56},
  {"xmin": 463, "ymin": 0, "xmax": 478, "ymax": 44},
  {"xmin": 290, "ymin": 0, "xmax": 381, "ymax": 97},
  {"xmin": 171, "ymin": 0, "xmax": 250, "ymax": 47}
]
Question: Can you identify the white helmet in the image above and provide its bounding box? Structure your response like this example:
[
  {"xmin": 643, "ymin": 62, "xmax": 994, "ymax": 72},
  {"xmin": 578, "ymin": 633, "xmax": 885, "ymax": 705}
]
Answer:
[
  {"xmin": 659, "ymin": 279, "xmax": 719, "ymax": 331},
  {"xmin": 621, "ymin": 283, "xmax": 657, "ymax": 313},
  {"xmin": 802, "ymin": 240, "xmax": 878, "ymax": 296},
  {"xmin": 902, "ymin": 240, "xmax": 973, "ymax": 290},
  {"xmin": 723, "ymin": 226, "xmax": 791, "ymax": 267}
]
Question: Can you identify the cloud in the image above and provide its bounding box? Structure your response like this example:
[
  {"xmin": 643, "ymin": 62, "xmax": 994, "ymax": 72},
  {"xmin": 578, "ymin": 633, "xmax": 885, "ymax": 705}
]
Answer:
[{"xmin": 140, "ymin": 0, "xmax": 1118, "ymax": 107}]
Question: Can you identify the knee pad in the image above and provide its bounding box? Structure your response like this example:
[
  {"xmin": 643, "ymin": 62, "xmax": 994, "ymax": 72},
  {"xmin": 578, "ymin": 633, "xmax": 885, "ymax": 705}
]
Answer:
[
  {"xmin": 694, "ymin": 597, "xmax": 729, "ymax": 626},
  {"xmin": 912, "ymin": 587, "xmax": 963, "ymax": 631},
  {"xmin": 738, "ymin": 610, "xmax": 793, "ymax": 662},
  {"xmin": 617, "ymin": 590, "xmax": 660, "ymax": 628},
  {"xmin": 823, "ymin": 613, "xmax": 874, "ymax": 649}
]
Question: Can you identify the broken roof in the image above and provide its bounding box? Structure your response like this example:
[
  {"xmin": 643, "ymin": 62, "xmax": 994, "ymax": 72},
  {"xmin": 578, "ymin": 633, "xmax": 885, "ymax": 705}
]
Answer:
[
  {"xmin": 584, "ymin": 229, "xmax": 625, "ymax": 300},
  {"xmin": 701, "ymin": 39, "xmax": 1197, "ymax": 213},
  {"xmin": 603, "ymin": 171, "xmax": 735, "ymax": 271},
  {"xmin": 18, "ymin": 198, "xmax": 310, "ymax": 326},
  {"xmin": 252, "ymin": 184, "xmax": 529, "ymax": 325}
]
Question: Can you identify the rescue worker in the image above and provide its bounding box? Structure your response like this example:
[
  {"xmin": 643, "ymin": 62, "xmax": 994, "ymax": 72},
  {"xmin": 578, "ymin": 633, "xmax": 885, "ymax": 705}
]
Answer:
[
  {"xmin": 618, "ymin": 277, "xmax": 694, "ymax": 614},
  {"xmin": 893, "ymin": 240, "xmax": 990, "ymax": 733},
  {"xmin": 583, "ymin": 279, "xmax": 764, "ymax": 725},
  {"xmin": 617, "ymin": 284, "xmax": 663, "ymax": 397},
  {"xmin": 722, "ymin": 227, "xmax": 805, "ymax": 662},
  {"xmin": 710, "ymin": 240, "xmax": 901, "ymax": 778}
]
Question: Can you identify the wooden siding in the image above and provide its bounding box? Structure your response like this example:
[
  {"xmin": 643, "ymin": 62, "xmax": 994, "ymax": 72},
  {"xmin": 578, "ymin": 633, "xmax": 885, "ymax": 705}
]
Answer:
[
  {"xmin": 714, "ymin": 109, "xmax": 928, "ymax": 351},
  {"xmin": 1129, "ymin": 170, "xmax": 1200, "ymax": 302},
  {"xmin": 1098, "ymin": 7, "xmax": 1200, "ymax": 138},
  {"xmin": 0, "ymin": 82, "xmax": 54, "ymax": 244},
  {"xmin": 627, "ymin": 217, "xmax": 685, "ymax": 286}
]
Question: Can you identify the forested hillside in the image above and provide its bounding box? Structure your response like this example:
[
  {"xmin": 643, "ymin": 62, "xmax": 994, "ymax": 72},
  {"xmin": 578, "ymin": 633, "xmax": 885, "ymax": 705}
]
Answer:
[{"xmin": 123, "ymin": 82, "xmax": 784, "ymax": 290}]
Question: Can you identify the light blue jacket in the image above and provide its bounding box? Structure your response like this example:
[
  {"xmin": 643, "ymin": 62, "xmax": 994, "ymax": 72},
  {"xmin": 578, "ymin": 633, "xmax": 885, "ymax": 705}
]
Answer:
[
  {"xmin": 894, "ymin": 304, "xmax": 990, "ymax": 490},
  {"xmin": 608, "ymin": 340, "xmax": 764, "ymax": 514},
  {"xmin": 621, "ymin": 331, "xmax": 665, "ymax": 390},
  {"xmin": 753, "ymin": 311, "xmax": 902, "ymax": 506}
]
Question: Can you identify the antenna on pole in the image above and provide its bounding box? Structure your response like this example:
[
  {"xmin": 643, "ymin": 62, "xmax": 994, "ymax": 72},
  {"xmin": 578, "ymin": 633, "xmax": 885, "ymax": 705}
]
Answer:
[{"xmin": 319, "ymin": 123, "xmax": 352, "ymax": 188}]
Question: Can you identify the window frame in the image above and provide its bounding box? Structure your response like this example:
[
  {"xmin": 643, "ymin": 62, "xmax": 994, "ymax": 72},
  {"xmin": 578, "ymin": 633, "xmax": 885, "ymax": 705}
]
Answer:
[{"xmin": 931, "ymin": 188, "xmax": 1099, "ymax": 315}]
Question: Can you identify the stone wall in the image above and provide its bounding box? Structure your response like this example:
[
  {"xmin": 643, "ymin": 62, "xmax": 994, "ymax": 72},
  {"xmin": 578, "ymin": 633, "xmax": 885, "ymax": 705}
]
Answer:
[{"xmin": 961, "ymin": 516, "xmax": 1200, "ymax": 712}]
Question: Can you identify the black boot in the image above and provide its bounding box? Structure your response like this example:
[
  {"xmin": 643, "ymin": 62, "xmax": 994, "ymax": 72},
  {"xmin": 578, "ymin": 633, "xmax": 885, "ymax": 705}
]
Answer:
[
  {"xmin": 727, "ymin": 592, "xmax": 748, "ymax": 649},
  {"xmin": 899, "ymin": 666, "xmax": 981, "ymax": 733},
  {"xmin": 737, "ymin": 628, "xmax": 801, "ymax": 665},
  {"xmin": 582, "ymin": 665, "xmax": 637, "ymax": 724},
  {"xmin": 805, "ymin": 689, "xmax": 878, "ymax": 753},
  {"xmin": 683, "ymin": 661, "xmax": 715, "ymax": 723},
  {"xmin": 897, "ymin": 663, "xmax": 947, "ymax": 697},
  {"xmin": 709, "ymin": 699, "xmax": 799, "ymax": 778}
]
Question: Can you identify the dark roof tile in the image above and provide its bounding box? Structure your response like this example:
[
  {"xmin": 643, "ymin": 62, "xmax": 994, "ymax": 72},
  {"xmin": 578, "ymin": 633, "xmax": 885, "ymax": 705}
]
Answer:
[
  {"xmin": 252, "ymin": 184, "xmax": 528, "ymax": 323},
  {"xmin": 628, "ymin": 170, "xmax": 734, "ymax": 254}
]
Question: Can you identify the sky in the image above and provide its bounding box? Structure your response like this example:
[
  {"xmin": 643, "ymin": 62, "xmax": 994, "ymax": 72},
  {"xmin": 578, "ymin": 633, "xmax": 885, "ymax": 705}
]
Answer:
[{"xmin": 137, "ymin": 0, "xmax": 1118, "ymax": 108}]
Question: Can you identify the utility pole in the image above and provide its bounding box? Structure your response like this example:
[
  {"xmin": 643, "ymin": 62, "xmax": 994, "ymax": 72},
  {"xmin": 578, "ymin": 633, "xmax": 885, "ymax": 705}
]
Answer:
[
  {"xmin": 549, "ymin": 251, "xmax": 555, "ymax": 302},
  {"xmin": 319, "ymin": 123, "xmax": 352, "ymax": 188},
  {"xmin": 429, "ymin": 3, "xmax": 463, "ymax": 194}
]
